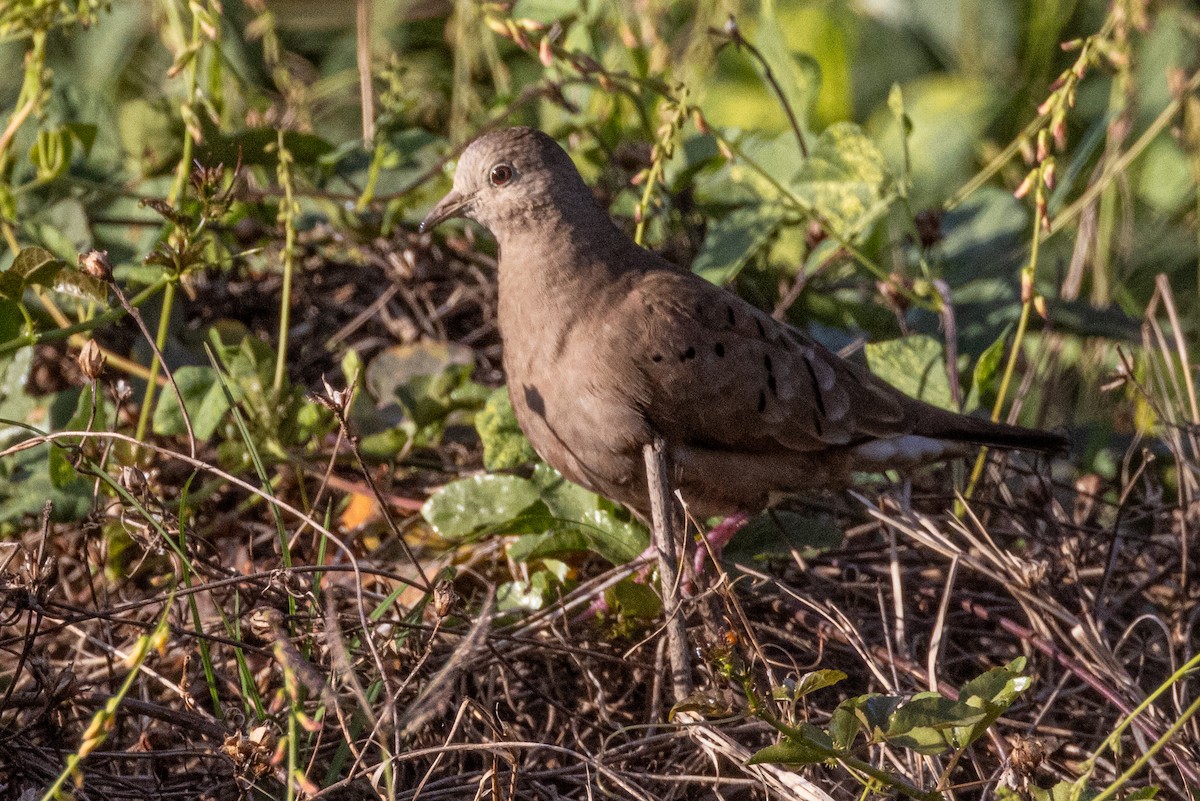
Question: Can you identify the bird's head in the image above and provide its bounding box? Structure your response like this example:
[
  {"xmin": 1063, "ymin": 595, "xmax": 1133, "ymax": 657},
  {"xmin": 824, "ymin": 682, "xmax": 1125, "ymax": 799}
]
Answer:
[{"xmin": 420, "ymin": 127, "xmax": 594, "ymax": 238}]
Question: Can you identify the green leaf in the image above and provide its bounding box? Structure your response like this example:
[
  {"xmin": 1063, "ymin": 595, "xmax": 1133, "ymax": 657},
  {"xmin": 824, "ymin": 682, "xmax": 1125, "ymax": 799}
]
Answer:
[
  {"xmin": 828, "ymin": 702, "xmax": 859, "ymax": 751},
  {"xmin": 889, "ymin": 693, "xmax": 984, "ymax": 733},
  {"xmin": 951, "ymin": 657, "xmax": 1031, "ymax": 749},
  {"xmin": 1028, "ymin": 781, "xmax": 1100, "ymax": 801},
  {"xmin": 747, "ymin": 725, "xmax": 834, "ymax": 766},
  {"xmin": 965, "ymin": 324, "xmax": 1012, "ymax": 413},
  {"xmin": 605, "ymin": 579, "xmax": 661, "ymax": 619},
  {"xmin": 790, "ymin": 122, "xmax": 893, "ymax": 242},
  {"xmin": 691, "ymin": 204, "xmax": 786, "ymax": 286},
  {"xmin": 721, "ymin": 509, "xmax": 843, "ymax": 563},
  {"xmin": 152, "ymin": 365, "xmax": 231, "ymax": 440},
  {"xmin": 527, "ymin": 464, "xmax": 649, "ymax": 564},
  {"xmin": 9, "ymin": 246, "xmax": 67, "ymax": 287},
  {"xmin": 51, "ymin": 269, "xmax": 108, "ymax": 303},
  {"xmin": 476, "ymin": 387, "xmax": 537, "ymax": 470},
  {"xmin": 0, "ymin": 347, "xmax": 36, "ymax": 445},
  {"xmin": 793, "ymin": 669, "xmax": 848, "ymax": 698},
  {"xmin": 865, "ymin": 334, "xmax": 956, "ymax": 412},
  {"xmin": 421, "ymin": 474, "xmax": 543, "ymax": 541}
]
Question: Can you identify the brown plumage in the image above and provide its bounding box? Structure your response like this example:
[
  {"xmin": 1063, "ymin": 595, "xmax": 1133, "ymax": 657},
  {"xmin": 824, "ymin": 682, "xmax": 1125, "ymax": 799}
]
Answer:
[{"xmin": 421, "ymin": 127, "xmax": 1066, "ymax": 518}]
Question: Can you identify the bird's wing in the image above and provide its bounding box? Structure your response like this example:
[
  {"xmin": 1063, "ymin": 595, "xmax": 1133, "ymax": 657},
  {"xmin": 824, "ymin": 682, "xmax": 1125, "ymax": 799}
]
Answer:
[{"xmin": 623, "ymin": 268, "xmax": 920, "ymax": 454}]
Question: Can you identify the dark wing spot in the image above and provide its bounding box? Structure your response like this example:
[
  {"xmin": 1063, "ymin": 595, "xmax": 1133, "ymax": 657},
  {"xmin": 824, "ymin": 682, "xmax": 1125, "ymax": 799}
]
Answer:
[
  {"xmin": 726, "ymin": 305, "xmax": 736, "ymax": 325},
  {"xmin": 755, "ymin": 317, "xmax": 766, "ymax": 338},
  {"xmin": 768, "ymin": 374, "xmax": 778, "ymax": 396},
  {"xmin": 714, "ymin": 343, "xmax": 725, "ymax": 357},
  {"xmin": 651, "ymin": 353, "xmax": 664, "ymax": 363},
  {"xmin": 680, "ymin": 346, "xmax": 696, "ymax": 361},
  {"xmin": 758, "ymin": 389, "xmax": 767, "ymax": 413},
  {"xmin": 523, "ymin": 384, "xmax": 546, "ymax": 418},
  {"xmin": 763, "ymin": 354, "xmax": 773, "ymax": 374},
  {"xmin": 803, "ymin": 359, "xmax": 827, "ymax": 417}
]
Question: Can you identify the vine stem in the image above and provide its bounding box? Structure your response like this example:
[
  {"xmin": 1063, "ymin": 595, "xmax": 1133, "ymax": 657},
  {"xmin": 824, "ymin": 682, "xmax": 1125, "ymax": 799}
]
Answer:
[
  {"xmin": 132, "ymin": 280, "xmax": 178, "ymax": 443},
  {"xmin": 272, "ymin": 128, "xmax": 297, "ymax": 398}
]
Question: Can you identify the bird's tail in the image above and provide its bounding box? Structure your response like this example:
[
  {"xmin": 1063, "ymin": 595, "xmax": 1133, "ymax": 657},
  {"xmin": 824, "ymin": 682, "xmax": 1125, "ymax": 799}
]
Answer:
[{"xmin": 918, "ymin": 407, "xmax": 1069, "ymax": 453}]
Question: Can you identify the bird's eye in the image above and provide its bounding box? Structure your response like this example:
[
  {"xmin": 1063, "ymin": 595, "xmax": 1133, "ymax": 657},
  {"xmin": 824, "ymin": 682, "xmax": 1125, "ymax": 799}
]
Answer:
[{"xmin": 489, "ymin": 164, "xmax": 513, "ymax": 186}]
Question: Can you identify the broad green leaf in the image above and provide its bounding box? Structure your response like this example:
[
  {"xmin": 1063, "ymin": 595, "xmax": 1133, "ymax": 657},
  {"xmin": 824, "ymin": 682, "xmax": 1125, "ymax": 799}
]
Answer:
[
  {"xmin": 868, "ymin": 75, "xmax": 999, "ymax": 208},
  {"xmin": 747, "ymin": 725, "xmax": 834, "ymax": 766},
  {"xmin": 691, "ymin": 204, "xmax": 786, "ymax": 286},
  {"xmin": 153, "ymin": 365, "xmax": 231, "ymax": 440},
  {"xmin": 51, "ymin": 269, "xmax": 108, "ymax": 303},
  {"xmin": 605, "ymin": 579, "xmax": 661, "ymax": 619},
  {"xmin": 528, "ymin": 464, "xmax": 649, "ymax": 564},
  {"xmin": 790, "ymin": 122, "xmax": 892, "ymax": 242},
  {"xmin": 476, "ymin": 387, "xmax": 536, "ymax": 470},
  {"xmin": 721, "ymin": 509, "xmax": 843, "ymax": 563},
  {"xmin": 9, "ymin": 247, "xmax": 67, "ymax": 287},
  {"xmin": 421, "ymin": 474, "xmax": 542, "ymax": 541},
  {"xmin": 0, "ymin": 445, "xmax": 94, "ymax": 524},
  {"xmin": 951, "ymin": 657, "xmax": 1031, "ymax": 748},
  {"xmin": 865, "ymin": 334, "xmax": 956, "ymax": 412},
  {"xmin": 792, "ymin": 669, "xmax": 847, "ymax": 698},
  {"xmin": 828, "ymin": 702, "xmax": 859, "ymax": 751},
  {"xmin": 497, "ymin": 561, "xmax": 570, "ymax": 612},
  {"xmin": 888, "ymin": 693, "xmax": 982, "ymax": 733}
]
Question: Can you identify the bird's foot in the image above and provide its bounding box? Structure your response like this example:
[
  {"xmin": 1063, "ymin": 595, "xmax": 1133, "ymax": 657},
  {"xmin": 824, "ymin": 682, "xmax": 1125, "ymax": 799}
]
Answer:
[{"xmin": 692, "ymin": 511, "xmax": 751, "ymax": 577}]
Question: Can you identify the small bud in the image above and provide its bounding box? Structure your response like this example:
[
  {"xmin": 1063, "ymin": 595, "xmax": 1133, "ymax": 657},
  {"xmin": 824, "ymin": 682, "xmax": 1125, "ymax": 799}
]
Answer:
[
  {"xmin": 538, "ymin": 36, "xmax": 553, "ymax": 67},
  {"xmin": 1042, "ymin": 160, "xmax": 1056, "ymax": 189},
  {"xmin": 1018, "ymin": 137, "xmax": 1035, "ymax": 165},
  {"xmin": 1060, "ymin": 38, "xmax": 1084, "ymax": 52},
  {"xmin": 79, "ymin": 250, "xmax": 112, "ymax": 282},
  {"xmin": 1052, "ymin": 116, "xmax": 1067, "ymax": 150},
  {"xmin": 484, "ymin": 16, "xmax": 510, "ymax": 37},
  {"xmin": 513, "ymin": 17, "xmax": 547, "ymax": 32},
  {"xmin": 723, "ymin": 14, "xmax": 739, "ymax": 37},
  {"xmin": 1036, "ymin": 129, "xmax": 1049, "ymax": 162},
  {"xmin": 1014, "ymin": 170, "xmax": 1036, "ymax": 199},
  {"xmin": 618, "ymin": 20, "xmax": 637, "ymax": 48},
  {"xmin": 692, "ymin": 109, "xmax": 710, "ymax": 135},
  {"xmin": 1021, "ymin": 271, "xmax": 1034, "ymax": 305},
  {"xmin": 509, "ymin": 22, "xmax": 531, "ymax": 51},
  {"xmin": 78, "ymin": 339, "xmax": 105, "ymax": 381},
  {"xmin": 1034, "ymin": 294, "xmax": 1048, "ymax": 319}
]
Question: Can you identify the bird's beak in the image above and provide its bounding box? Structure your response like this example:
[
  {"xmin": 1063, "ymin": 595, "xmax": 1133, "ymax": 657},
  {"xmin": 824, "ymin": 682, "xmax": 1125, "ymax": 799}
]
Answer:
[{"xmin": 419, "ymin": 189, "xmax": 472, "ymax": 233}]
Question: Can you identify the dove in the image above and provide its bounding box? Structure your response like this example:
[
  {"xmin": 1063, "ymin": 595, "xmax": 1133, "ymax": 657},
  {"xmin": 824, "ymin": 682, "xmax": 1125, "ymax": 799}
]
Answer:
[{"xmin": 420, "ymin": 126, "xmax": 1065, "ymax": 525}]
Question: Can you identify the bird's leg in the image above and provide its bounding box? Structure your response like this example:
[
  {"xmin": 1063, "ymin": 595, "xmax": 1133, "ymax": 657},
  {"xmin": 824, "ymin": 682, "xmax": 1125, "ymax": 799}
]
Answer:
[
  {"xmin": 643, "ymin": 437, "xmax": 693, "ymax": 702},
  {"xmin": 692, "ymin": 511, "xmax": 752, "ymax": 577}
]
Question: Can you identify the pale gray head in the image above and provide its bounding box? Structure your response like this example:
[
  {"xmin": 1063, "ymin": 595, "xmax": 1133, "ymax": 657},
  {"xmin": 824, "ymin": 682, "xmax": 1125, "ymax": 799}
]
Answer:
[{"xmin": 420, "ymin": 127, "xmax": 598, "ymax": 239}]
